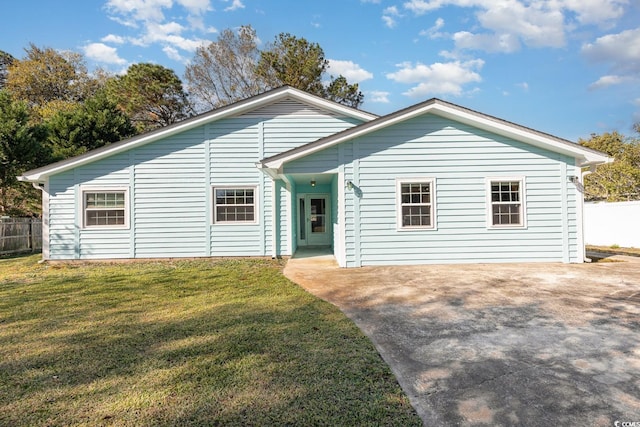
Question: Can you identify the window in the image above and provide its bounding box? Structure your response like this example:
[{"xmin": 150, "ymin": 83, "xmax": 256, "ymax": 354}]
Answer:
[
  {"xmin": 397, "ymin": 179, "xmax": 435, "ymax": 229},
  {"xmin": 83, "ymin": 189, "xmax": 128, "ymax": 228},
  {"xmin": 213, "ymin": 187, "xmax": 257, "ymax": 223},
  {"xmin": 488, "ymin": 178, "xmax": 525, "ymax": 227}
]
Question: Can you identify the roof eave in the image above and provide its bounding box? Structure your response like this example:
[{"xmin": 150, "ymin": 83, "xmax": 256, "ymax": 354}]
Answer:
[
  {"xmin": 259, "ymin": 99, "xmax": 613, "ymax": 170},
  {"xmin": 17, "ymin": 86, "xmax": 377, "ymax": 183}
]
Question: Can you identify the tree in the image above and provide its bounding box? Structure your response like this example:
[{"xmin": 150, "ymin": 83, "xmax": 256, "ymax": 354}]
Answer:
[
  {"xmin": 256, "ymin": 33, "xmax": 326, "ymax": 95},
  {"xmin": 0, "ymin": 50, "xmax": 15, "ymax": 89},
  {"xmin": 256, "ymin": 33, "xmax": 364, "ymax": 108},
  {"xmin": 5, "ymin": 44, "xmax": 98, "ymax": 120},
  {"xmin": 0, "ymin": 90, "xmax": 49, "ymax": 215},
  {"xmin": 106, "ymin": 63, "xmax": 192, "ymax": 132},
  {"xmin": 46, "ymin": 91, "xmax": 136, "ymax": 161},
  {"xmin": 325, "ymin": 75, "xmax": 364, "ymax": 108},
  {"xmin": 185, "ymin": 28, "xmax": 365, "ymax": 111},
  {"xmin": 579, "ymin": 130, "xmax": 640, "ymax": 201},
  {"xmin": 185, "ymin": 25, "xmax": 264, "ymax": 110}
]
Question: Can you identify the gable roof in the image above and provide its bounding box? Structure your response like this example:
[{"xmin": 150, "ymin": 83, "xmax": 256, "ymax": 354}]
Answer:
[
  {"xmin": 19, "ymin": 86, "xmax": 378, "ymax": 183},
  {"xmin": 259, "ymin": 98, "xmax": 612, "ymax": 170}
]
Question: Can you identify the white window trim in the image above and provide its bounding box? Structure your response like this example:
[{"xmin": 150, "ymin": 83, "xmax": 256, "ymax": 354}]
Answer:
[
  {"xmin": 212, "ymin": 185, "xmax": 259, "ymax": 225},
  {"xmin": 485, "ymin": 177, "xmax": 527, "ymax": 229},
  {"xmin": 81, "ymin": 186, "xmax": 130, "ymax": 230},
  {"xmin": 396, "ymin": 178, "xmax": 437, "ymax": 231}
]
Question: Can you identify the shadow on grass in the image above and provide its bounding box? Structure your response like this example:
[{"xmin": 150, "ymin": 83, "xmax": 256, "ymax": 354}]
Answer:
[{"xmin": 0, "ymin": 259, "xmax": 420, "ymax": 426}]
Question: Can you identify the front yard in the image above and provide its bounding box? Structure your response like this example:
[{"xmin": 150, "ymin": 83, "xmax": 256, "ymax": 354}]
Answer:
[{"xmin": 0, "ymin": 255, "xmax": 420, "ymax": 426}]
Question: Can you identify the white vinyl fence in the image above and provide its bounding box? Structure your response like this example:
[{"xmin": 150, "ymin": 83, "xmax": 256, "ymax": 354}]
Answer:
[
  {"xmin": 584, "ymin": 201, "xmax": 640, "ymax": 248},
  {"xmin": 0, "ymin": 218, "xmax": 42, "ymax": 256}
]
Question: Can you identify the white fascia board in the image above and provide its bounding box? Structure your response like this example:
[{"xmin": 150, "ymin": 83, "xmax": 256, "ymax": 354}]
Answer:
[
  {"xmin": 430, "ymin": 104, "xmax": 611, "ymax": 166},
  {"xmin": 262, "ymin": 101, "xmax": 612, "ymax": 169},
  {"xmin": 287, "ymin": 90, "xmax": 378, "ymax": 121},
  {"xmin": 19, "ymin": 87, "xmax": 375, "ymax": 183},
  {"xmin": 260, "ymin": 108, "xmax": 421, "ymax": 169}
]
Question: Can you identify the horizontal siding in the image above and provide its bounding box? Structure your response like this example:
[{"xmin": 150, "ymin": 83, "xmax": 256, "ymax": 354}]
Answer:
[
  {"xmin": 340, "ymin": 115, "xmax": 578, "ymax": 266},
  {"xmin": 134, "ymin": 127, "xmax": 207, "ymax": 258},
  {"xmin": 209, "ymin": 118, "xmax": 264, "ymax": 256},
  {"xmin": 264, "ymin": 117, "xmax": 361, "ymax": 157},
  {"xmin": 239, "ymin": 98, "xmax": 340, "ymax": 118},
  {"xmin": 79, "ymin": 231, "xmax": 130, "ymax": 259}
]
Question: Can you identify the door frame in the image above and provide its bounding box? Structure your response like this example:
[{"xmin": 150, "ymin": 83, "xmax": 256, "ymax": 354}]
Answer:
[{"xmin": 297, "ymin": 193, "xmax": 332, "ymax": 247}]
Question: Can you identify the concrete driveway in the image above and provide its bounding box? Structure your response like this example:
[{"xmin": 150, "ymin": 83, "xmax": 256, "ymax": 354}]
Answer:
[{"xmin": 284, "ymin": 252, "xmax": 640, "ymax": 426}]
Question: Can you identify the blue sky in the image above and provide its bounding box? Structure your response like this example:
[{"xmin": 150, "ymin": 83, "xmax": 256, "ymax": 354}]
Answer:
[{"xmin": 2, "ymin": 0, "xmax": 639, "ymax": 141}]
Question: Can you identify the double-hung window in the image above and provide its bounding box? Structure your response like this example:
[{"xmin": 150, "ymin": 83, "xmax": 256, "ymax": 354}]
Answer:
[
  {"xmin": 396, "ymin": 179, "xmax": 436, "ymax": 230},
  {"xmin": 213, "ymin": 187, "xmax": 257, "ymax": 223},
  {"xmin": 487, "ymin": 178, "xmax": 525, "ymax": 228},
  {"xmin": 83, "ymin": 189, "xmax": 128, "ymax": 228}
]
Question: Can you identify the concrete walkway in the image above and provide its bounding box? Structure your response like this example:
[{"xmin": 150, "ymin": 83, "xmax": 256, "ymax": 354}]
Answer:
[{"xmin": 284, "ymin": 252, "xmax": 640, "ymax": 426}]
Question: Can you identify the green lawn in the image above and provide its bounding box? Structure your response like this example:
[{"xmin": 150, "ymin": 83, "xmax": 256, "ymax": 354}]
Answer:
[{"xmin": 0, "ymin": 255, "xmax": 421, "ymax": 426}]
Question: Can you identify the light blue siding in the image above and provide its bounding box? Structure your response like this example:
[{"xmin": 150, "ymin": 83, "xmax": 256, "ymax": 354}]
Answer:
[
  {"xmin": 286, "ymin": 114, "xmax": 581, "ymax": 266},
  {"xmin": 45, "ymin": 100, "xmax": 362, "ymax": 260},
  {"xmin": 134, "ymin": 127, "xmax": 207, "ymax": 257}
]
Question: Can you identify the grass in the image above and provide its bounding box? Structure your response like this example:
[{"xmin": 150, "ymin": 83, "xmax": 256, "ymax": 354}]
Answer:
[{"xmin": 0, "ymin": 255, "xmax": 421, "ymax": 426}]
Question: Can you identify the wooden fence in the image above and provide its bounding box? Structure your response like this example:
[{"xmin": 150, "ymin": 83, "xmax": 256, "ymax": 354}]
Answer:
[{"xmin": 0, "ymin": 218, "xmax": 42, "ymax": 256}]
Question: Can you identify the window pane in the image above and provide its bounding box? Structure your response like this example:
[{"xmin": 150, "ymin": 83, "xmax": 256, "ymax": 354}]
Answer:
[
  {"xmin": 214, "ymin": 188, "xmax": 256, "ymax": 222},
  {"xmin": 86, "ymin": 209, "xmax": 125, "ymax": 226},
  {"xmin": 492, "ymin": 202, "xmax": 521, "ymax": 225},
  {"xmin": 399, "ymin": 181, "xmax": 433, "ymax": 228},
  {"xmin": 86, "ymin": 192, "xmax": 125, "ymax": 208}
]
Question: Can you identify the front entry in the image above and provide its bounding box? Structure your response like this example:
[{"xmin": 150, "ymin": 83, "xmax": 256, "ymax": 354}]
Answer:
[{"xmin": 297, "ymin": 194, "xmax": 332, "ymax": 247}]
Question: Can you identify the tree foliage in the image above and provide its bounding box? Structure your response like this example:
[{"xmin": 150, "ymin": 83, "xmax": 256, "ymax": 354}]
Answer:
[
  {"xmin": 579, "ymin": 130, "xmax": 640, "ymax": 201},
  {"xmin": 46, "ymin": 91, "xmax": 136, "ymax": 161},
  {"xmin": 5, "ymin": 44, "xmax": 98, "ymax": 120},
  {"xmin": 185, "ymin": 27, "xmax": 364, "ymax": 111},
  {"xmin": 0, "ymin": 90, "xmax": 49, "ymax": 215},
  {"xmin": 185, "ymin": 26, "xmax": 264, "ymax": 110},
  {"xmin": 257, "ymin": 32, "xmax": 364, "ymax": 108},
  {"xmin": 325, "ymin": 75, "xmax": 364, "ymax": 108},
  {"xmin": 0, "ymin": 50, "xmax": 15, "ymax": 89},
  {"xmin": 256, "ymin": 32, "xmax": 326, "ymax": 95},
  {"xmin": 106, "ymin": 63, "xmax": 192, "ymax": 132}
]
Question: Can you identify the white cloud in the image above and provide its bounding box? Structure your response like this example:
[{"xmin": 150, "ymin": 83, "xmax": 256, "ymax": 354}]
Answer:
[
  {"xmin": 386, "ymin": 59, "xmax": 484, "ymax": 97},
  {"xmin": 516, "ymin": 82, "xmax": 529, "ymax": 91},
  {"xmin": 476, "ymin": 2, "xmax": 566, "ymax": 48},
  {"xmin": 561, "ymin": 0, "xmax": 627, "ymax": 26},
  {"xmin": 382, "ymin": 15, "xmax": 397, "ymax": 28},
  {"xmin": 382, "ymin": 5, "xmax": 401, "ymax": 28},
  {"xmin": 402, "ymin": 0, "xmax": 631, "ymax": 53},
  {"xmin": 83, "ymin": 43, "xmax": 127, "ymax": 65},
  {"xmin": 588, "ymin": 74, "xmax": 633, "ymax": 90},
  {"xmin": 102, "ymin": 0, "xmax": 215, "ymax": 65},
  {"xmin": 384, "ymin": 5, "xmax": 401, "ymax": 15},
  {"xmin": 176, "ymin": 0, "xmax": 211, "ymax": 14},
  {"xmin": 101, "ymin": 34, "xmax": 126, "ymax": 44},
  {"xmin": 368, "ymin": 90, "xmax": 390, "ymax": 103},
  {"xmin": 403, "ymin": 0, "xmax": 443, "ymax": 15},
  {"xmin": 419, "ymin": 17, "xmax": 445, "ymax": 39},
  {"xmin": 327, "ymin": 60, "xmax": 374, "ymax": 83},
  {"xmin": 105, "ymin": 0, "xmax": 173, "ymax": 23},
  {"xmin": 582, "ymin": 28, "xmax": 640, "ymax": 73},
  {"xmin": 453, "ymin": 31, "xmax": 520, "ymax": 53},
  {"xmin": 224, "ymin": 0, "xmax": 244, "ymax": 11},
  {"xmin": 163, "ymin": 45, "xmax": 185, "ymax": 62}
]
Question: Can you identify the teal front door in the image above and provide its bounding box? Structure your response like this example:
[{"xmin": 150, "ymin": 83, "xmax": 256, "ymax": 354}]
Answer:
[{"xmin": 298, "ymin": 194, "xmax": 331, "ymax": 247}]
